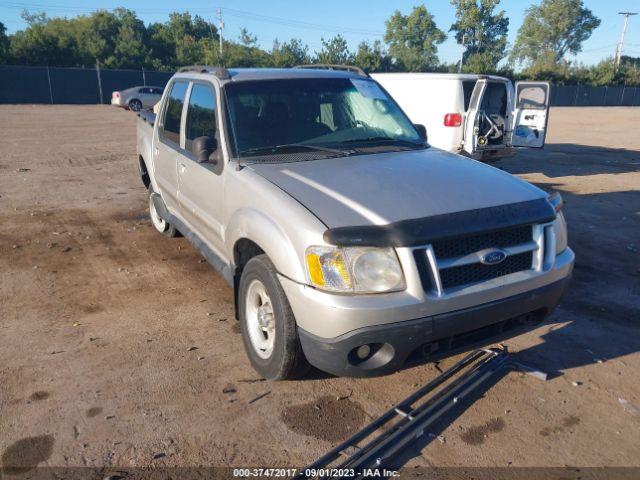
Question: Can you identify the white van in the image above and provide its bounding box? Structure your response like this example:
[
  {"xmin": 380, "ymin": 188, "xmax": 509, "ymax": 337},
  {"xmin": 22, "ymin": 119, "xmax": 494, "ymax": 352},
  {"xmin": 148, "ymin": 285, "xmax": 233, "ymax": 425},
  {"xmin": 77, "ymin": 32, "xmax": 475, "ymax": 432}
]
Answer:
[{"xmin": 371, "ymin": 73, "xmax": 550, "ymax": 161}]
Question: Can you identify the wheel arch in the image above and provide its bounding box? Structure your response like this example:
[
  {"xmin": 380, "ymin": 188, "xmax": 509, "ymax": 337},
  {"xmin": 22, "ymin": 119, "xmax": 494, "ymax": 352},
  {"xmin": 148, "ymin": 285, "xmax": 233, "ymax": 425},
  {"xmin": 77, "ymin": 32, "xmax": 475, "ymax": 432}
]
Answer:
[{"xmin": 227, "ymin": 209, "xmax": 306, "ymax": 318}]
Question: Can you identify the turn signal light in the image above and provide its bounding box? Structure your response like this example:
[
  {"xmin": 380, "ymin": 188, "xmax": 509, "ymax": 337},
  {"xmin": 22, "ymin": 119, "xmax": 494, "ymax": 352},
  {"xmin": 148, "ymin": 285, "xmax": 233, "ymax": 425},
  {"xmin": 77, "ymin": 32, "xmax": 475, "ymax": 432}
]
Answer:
[{"xmin": 444, "ymin": 113, "xmax": 462, "ymax": 127}]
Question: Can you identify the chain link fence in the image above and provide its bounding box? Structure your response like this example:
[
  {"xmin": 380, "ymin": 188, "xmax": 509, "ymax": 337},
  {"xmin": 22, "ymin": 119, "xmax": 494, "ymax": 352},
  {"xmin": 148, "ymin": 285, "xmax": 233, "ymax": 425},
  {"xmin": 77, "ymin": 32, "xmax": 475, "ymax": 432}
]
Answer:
[
  {"xmin": 0, "ymin": 65, "xmax": 173, "ymax": 104},
  {"xmin": 1, "ymin": 64, "xmax": 640, "ymax": 106}
]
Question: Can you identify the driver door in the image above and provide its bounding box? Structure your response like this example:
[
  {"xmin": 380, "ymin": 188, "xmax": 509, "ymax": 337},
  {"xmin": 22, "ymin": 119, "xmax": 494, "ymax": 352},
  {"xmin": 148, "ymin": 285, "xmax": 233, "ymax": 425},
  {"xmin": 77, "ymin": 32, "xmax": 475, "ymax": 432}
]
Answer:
[
  {"xmin": 510, "ymin": 81, "xmax": 550, "ymax": 148},
  {"xmin": 462, "ymin": 79, "xmax": 488, "ymax": 155}
]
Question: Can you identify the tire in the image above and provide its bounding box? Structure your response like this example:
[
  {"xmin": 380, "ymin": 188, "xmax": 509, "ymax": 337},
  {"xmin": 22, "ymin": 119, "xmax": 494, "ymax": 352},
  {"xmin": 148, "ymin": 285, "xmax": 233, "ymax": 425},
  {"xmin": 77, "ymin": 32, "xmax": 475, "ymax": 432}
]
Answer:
[
  {"xmin": 129, "ymin": 99, "xmax": 143, "ymax": 112},
  {"xmin": 148, "ymin": 186, "xmax": 178, "ymax": 237},
  {"xmin": 238, "ymin": 254, "xmax": 309, "ymax": 380}
]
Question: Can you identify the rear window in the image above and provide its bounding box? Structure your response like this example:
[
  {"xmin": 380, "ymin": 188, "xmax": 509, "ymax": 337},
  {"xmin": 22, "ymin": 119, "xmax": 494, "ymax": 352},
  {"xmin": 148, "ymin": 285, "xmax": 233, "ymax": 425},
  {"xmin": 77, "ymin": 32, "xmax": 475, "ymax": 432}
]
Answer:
[{"xmin": 161, "ymin": 81, "xmax": 188, "ymax": 145}]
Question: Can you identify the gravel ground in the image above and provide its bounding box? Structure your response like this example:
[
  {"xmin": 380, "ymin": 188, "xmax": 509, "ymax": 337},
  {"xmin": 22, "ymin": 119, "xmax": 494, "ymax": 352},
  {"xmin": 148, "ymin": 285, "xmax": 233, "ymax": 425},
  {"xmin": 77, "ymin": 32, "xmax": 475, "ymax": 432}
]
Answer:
[{"xmin": 0, "ymin": 105, "xmax": 639, "ymax": 475}]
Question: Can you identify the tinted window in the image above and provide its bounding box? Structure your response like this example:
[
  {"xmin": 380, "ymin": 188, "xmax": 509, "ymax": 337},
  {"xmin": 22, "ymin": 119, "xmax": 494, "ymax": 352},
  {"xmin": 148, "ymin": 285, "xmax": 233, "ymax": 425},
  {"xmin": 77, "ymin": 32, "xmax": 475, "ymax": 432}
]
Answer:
[
  {"xmin": 161, "ymin": 81, "xmax": 188, "ymax": 145},
  {"xmin": 152, "ymin": 88, "xmax": 164, "ymax": 95},
  {"xmin": 185, "ymin": 84, "xmax": 217, "ymax": 154}
]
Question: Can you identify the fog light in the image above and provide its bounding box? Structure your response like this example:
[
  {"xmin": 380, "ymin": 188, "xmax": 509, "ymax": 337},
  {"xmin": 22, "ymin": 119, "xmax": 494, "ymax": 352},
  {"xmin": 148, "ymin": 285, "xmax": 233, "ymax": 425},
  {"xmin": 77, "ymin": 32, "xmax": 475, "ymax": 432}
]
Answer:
[{"xmin": 356, "ymin": 344, "xmax": 371, "ymax": 360}]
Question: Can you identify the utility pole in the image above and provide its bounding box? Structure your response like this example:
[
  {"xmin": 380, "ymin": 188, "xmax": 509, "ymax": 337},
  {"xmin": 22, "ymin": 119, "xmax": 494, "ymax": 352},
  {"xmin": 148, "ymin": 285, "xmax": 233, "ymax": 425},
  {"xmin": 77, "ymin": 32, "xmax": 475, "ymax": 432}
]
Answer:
[
  {"xmin": 615, "ymin": 11, "xmax": 637, "ymax": 68},
  {"xmin": 217, "ymin": 7, "xmax": 224, "ymax": 59},
  {"xmin": 458, "ymin": 33, "xmax": 466, "ymax": 73}
]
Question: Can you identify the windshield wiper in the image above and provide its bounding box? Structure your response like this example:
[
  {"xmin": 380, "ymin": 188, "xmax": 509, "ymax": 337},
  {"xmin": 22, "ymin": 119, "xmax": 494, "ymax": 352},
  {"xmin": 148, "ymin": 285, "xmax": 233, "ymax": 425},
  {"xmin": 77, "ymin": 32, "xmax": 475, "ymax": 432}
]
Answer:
[
  {"xmin": 337, "ymin": 137, "xmax": 426, "ymax": 148},
  {"xmin": 240, "ymin": 143, "xmax": 349, "ymax": 157}
]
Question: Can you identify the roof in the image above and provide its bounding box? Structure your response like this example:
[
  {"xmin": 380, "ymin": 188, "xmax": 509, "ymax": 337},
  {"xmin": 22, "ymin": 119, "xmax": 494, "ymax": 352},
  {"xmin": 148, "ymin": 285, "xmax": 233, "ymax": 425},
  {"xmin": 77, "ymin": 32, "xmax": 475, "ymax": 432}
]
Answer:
[
  {"xmin": 174, "ymin": 67, "xmax": 364, "ymax": 83},
  {"xmin": 228, "ymin": 68, "xmax": 364, "ymax": 81}
]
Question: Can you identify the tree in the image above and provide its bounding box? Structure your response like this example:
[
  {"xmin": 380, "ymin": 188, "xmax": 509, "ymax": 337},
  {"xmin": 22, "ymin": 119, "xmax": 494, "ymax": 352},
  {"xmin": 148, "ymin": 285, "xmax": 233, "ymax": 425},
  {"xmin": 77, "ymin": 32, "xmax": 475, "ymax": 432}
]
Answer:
[
  {"xmin": 239, "ymin": 28, "xmax": 257, "ymax": 47},
  {"xmin": 511, "ymin": 0, "xmax": 600, "ymax": 73},
  {"xmin": 112, "ymin": 8, "xmax": 149, "ymax": 68},
  {"xmin": 315, "ymin": 35, "xmax": 353, "ymax": 64},
  {"xmin": 0, "ymin": 22, "xmax": 10, "ymax": 63},
  {"xmin": 384, "ymin": 5, "xmax": 446, "ymax": 71},
  {"xmin": 271, "ymin": 38, "xmax": 310, "ymax": 67},
  {"xmin": 353, "ymin": 40, "xmax": 392, "ymax": 72},
  {"xmin": 450, "ymin": 0, "xmax": 509, "ymax": 73}
]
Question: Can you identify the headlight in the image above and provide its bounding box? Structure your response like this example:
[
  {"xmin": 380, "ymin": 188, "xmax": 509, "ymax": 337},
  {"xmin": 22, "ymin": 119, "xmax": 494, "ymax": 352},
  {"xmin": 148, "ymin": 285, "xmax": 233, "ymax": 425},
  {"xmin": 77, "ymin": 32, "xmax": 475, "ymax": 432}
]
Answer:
[
  {"xmin": 305, "ymin": 246, "xmax": 405, "ymax": 293},
  {"xmin": 553, "ymin": 210, "xmax": 568, "ymax": 254}
]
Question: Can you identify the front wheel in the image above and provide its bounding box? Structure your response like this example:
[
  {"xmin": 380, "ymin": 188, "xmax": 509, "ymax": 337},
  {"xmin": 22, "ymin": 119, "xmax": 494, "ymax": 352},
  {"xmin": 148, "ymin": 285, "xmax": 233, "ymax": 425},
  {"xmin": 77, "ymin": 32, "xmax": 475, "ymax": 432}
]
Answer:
[{"xmin": 238, "ymin": 255, "xmax": 309, "ymax": 380}]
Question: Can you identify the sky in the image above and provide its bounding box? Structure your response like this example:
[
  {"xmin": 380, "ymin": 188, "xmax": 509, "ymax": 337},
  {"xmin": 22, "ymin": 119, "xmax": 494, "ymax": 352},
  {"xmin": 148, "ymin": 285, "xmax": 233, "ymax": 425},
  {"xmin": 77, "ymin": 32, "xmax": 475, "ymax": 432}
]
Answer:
[{"xmin": 1, "ymin": 0, "xmax": 640, "ymax": 66}]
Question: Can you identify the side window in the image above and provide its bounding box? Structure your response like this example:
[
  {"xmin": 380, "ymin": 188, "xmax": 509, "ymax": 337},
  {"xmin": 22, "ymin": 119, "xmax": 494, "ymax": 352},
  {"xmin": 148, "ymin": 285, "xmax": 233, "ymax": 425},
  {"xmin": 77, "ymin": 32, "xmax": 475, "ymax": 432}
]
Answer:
[
  {"xmin": 462, "ymin": 81, "xmax": 476, "ymax": 111},
  {"xmin": 153, "ymin": 88, "xmax": 164, "ymax": 95},
  {"xmin": 185, "ymin": 83, "xmax": 217, "ymax": 154},
  {"xmin": 161, "ymin": 81, "xmax": 188, "ymax": 146}
]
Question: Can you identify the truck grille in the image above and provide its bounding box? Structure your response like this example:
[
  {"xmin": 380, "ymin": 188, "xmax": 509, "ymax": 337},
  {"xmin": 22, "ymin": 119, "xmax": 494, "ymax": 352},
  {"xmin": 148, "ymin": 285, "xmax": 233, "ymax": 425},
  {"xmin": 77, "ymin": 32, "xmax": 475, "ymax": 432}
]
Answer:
[
  {"xmin": 420, "ymin": 225, "xmax": 537, "ymax": 292},
  {"xmin": 439, "ymin": 251, "xmax": 533, "ymax": 289},
  {"xmin": 431, "ymin": 225, "xmax": 532, "ymax": 259}
]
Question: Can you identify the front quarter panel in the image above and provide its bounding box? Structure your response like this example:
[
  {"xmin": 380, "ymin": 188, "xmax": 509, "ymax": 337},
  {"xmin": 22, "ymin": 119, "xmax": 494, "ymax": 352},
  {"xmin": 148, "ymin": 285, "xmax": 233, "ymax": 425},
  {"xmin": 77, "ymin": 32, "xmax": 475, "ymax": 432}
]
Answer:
[{"xmin": 224, "ymin": 166, "xmax": 327, "ymax": 283}]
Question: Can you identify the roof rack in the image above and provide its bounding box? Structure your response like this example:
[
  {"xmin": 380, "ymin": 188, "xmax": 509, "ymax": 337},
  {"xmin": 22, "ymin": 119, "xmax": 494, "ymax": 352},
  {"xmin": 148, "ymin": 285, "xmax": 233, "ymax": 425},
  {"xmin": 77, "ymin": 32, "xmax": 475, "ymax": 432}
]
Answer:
[
  {"xmin": 294, "ymin": 64, "xmax": 368, "ymax": 77},
  {"xmin": 177, "ymin": 65, "xmax": 230, "ymax": 80}
]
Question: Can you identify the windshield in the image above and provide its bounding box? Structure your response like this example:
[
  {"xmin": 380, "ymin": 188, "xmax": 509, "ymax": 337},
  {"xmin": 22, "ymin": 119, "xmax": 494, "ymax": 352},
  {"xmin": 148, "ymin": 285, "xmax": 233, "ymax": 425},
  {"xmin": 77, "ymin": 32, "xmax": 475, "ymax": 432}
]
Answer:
[{"xmin": 224, "ymin": 77, "xmax": 424, "ymax": 159}]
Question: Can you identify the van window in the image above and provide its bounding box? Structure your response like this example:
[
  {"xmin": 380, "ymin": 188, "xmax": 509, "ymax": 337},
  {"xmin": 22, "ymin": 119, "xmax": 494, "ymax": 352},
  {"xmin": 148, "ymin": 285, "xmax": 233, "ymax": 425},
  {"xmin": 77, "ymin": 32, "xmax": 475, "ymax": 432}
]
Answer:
[
  {"xmin": 161, "ymin": 81, "xmax": 188, "ymax": 145},
  {"xmin": 463, "ymin": 81, "xmax": 476, "ymax": 111},
  {"xmin": 185, "ymin": 84, "xmax": 217, "ymax": 154}
]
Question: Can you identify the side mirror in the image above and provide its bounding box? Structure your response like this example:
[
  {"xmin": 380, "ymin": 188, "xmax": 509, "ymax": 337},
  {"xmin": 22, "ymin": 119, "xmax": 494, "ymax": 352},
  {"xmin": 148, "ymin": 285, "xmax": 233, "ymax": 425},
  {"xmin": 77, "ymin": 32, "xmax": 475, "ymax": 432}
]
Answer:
[
  {"xmin": 193, "ymin": 136, "xmax": 218, "ymax": 164},
  {"xmin": 414, "ymin": 124, "xmax": 428, "ymax": 142}
]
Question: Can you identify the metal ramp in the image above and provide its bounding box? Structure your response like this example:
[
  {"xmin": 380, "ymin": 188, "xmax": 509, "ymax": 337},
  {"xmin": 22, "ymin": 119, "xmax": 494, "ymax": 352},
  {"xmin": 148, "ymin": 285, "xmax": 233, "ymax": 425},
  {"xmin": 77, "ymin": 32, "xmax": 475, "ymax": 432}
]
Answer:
[{"xmin": 297, "ymin": 347, "xmax": 546, "ymax": 479}]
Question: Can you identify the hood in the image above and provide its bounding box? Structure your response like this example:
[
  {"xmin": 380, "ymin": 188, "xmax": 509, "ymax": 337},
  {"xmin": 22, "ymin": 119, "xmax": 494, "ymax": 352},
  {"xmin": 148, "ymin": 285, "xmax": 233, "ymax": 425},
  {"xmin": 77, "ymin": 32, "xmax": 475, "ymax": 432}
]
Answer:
[{"xmin": 249, "ymin": 149, "xmax": 545, "ymax": 228}]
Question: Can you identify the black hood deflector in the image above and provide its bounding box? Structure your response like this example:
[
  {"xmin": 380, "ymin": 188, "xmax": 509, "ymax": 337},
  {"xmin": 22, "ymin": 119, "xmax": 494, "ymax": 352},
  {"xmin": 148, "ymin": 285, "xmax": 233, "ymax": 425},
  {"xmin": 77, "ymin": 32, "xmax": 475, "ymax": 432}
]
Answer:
[{"xmin": 323, "ymin": 197, "xmax": 556, "ymax": 247}]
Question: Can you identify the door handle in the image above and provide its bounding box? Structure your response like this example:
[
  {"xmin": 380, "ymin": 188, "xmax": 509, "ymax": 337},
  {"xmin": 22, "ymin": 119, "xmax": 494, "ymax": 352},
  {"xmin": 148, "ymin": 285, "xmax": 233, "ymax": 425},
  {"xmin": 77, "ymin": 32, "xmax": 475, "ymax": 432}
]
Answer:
[
  {"xmin": 178, "ymin": 163, "xmax": 187, "ymax": 173},
  {"xmin": 154, "ymin": 147, "xmax": 159, "ymax": 156}
]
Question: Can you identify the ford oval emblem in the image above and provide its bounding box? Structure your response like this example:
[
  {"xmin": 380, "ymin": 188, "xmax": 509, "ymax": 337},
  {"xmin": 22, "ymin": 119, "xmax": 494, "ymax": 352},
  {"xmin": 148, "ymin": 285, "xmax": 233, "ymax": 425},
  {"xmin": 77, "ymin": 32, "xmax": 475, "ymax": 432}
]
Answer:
[{"xmin": 481, "ymin": 249, "xmax": 507, "ymax": 265}]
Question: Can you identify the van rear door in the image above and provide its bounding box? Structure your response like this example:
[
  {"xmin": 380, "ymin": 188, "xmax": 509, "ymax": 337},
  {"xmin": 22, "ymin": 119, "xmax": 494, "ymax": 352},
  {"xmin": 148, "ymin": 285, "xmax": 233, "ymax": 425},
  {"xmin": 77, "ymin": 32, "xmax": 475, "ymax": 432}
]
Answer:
[
  {"xmin": 510, "ymin": 81, "xmax": 550, "ymax": 148},
  {"xmin": 462, "ymin": 79, "xmax": 488, "ymax": 155}
]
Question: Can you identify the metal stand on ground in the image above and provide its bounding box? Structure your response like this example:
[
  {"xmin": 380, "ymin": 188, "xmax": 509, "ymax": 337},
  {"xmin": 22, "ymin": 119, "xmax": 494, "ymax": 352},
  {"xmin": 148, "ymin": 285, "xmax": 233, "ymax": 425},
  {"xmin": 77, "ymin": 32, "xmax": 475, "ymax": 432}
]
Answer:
[{"xmin": 296, "ymin": 347, "xmax": 547, "ymax": 479}]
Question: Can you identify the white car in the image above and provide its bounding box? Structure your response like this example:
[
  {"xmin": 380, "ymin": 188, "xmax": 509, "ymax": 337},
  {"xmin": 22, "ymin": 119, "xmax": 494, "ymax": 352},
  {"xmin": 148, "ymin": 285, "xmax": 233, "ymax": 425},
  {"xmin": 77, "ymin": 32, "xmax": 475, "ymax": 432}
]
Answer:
[
  {"xmin": 372, "ymin": 73, "xmax": 550, "ymax": 161},
  {"xmin": 111, "ymin": 86, "xmax": 164, "ymax": 112}
]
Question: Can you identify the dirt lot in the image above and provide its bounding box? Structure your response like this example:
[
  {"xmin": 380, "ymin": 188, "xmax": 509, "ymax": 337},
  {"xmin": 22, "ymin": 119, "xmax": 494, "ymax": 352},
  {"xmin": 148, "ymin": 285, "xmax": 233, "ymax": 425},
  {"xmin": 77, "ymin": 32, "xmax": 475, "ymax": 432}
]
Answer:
[{"xmin": 1, "ymin": 106, "xmax": 639, "ymax": 474}]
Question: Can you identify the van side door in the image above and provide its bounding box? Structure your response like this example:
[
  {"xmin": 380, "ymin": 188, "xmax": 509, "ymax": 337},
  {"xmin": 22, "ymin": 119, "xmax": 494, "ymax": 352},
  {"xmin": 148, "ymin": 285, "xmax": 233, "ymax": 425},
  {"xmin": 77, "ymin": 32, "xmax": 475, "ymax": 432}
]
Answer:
[
  {"xmin": 175, "ymin": 81, "xmax": 227, "ymax": 258},
  {"xmin": 153, "ymin": 80, "xmax": 189, "ymax": 212},
  {"xmin": 462, "ymin": 79, "xmax": 488, "ymax": 155},
  {"xmin": 510, "ymin": 82, "xmax": 550, "ymax": 148}
]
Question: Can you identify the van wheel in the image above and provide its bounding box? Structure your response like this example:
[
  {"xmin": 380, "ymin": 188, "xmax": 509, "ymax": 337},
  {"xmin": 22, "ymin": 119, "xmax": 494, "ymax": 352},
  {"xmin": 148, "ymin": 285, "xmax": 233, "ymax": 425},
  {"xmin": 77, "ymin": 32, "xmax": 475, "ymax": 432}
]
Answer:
[
  {"xmin": 129, "ymin": 99, "xmax": 142, "ymax": 112},
  {"xmin": 239, "ymin": 254, "xmax": 309, "ymax": 380},
  {"xmin": 148, "ymin": 187, "xmax": 177, "ymax": 237}
]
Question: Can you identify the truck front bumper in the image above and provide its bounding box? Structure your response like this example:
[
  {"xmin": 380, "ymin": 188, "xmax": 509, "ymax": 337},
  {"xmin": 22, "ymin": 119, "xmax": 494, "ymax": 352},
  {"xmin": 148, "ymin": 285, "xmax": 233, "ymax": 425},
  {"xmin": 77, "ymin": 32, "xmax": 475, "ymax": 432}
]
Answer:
[{"xmin": 297, "ymin": 275, "xmax": 571, "ymax": 377}]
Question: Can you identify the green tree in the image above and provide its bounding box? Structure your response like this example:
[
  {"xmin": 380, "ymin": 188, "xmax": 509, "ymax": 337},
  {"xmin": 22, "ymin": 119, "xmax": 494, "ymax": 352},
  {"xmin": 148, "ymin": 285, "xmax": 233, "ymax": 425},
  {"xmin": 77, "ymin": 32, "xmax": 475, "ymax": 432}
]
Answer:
[
  {"xmin": 239, "ymin": 28, "xmax": 257, "ymax": 47},
  {"xmin": 384, "ymin": 5, "xmax": 446, "ymax": 71},
  {"xmin": 271, "ymin": 38, "xmax": 310, "ymax": 67},
  {"xmin": 0, "ymin": 22, "xmax": 11, "ymax": 63},
  {"xmin": 450, "ymin": 0, "xmax": 509, "ymax": 73},
  {"xmin": 511, "ymin": 0, "xmax": 600, "ymax": 73},
  {"xmin": 149, "ymin": 12, "xmax": 216, "ymax": 70},
  {"xmin": 112, "ymin": 8, "xmax": 150, "ymax": 68},
  {"xmin": 353, "ymin": 40, "xmax": 392, "ymax": 72},
  {"xmin": 315, "ymin": 35, "xmax": 353, "ymax": 64}
]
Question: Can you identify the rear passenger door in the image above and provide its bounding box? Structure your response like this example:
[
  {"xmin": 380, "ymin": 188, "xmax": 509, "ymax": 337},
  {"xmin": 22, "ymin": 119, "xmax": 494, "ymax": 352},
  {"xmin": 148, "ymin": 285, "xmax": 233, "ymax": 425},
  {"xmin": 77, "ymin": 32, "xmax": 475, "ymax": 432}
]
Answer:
[
  {"xmin": 510, "ymin": 82, "xmax": 550, "ymax": 148},
  {"xmin": 176, "ymin": 81, "xmax": 226, "ymax": 256},
  {"xmin": 154, "ymin": 80, "xmax": 188, "ymax": 212}
]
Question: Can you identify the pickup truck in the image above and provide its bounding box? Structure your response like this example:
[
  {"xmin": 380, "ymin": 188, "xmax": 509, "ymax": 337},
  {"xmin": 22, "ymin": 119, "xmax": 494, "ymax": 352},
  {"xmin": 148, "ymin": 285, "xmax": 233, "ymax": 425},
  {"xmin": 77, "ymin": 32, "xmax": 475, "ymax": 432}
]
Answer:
[{"xmin": 136, "ymin": 65, "xmax": 574, "ymax": 380}]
